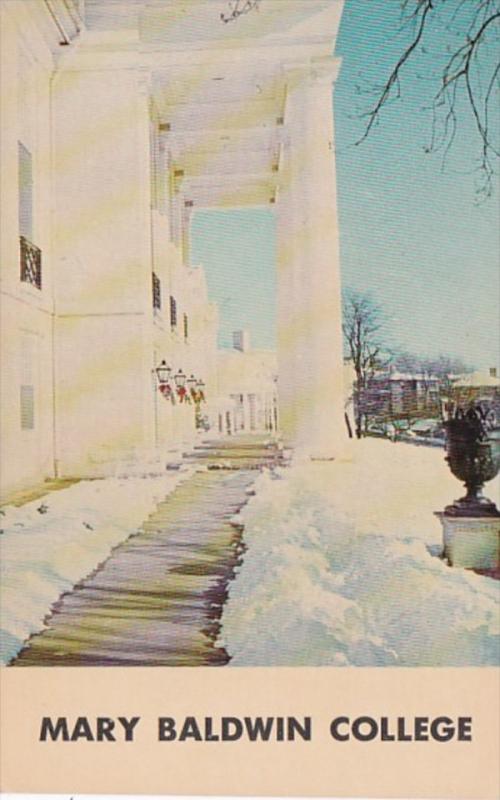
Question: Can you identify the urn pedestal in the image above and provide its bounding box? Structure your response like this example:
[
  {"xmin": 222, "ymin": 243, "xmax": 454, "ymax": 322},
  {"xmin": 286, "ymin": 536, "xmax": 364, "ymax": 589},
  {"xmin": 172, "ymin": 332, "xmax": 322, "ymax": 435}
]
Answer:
[{"xmin": 435, "ymin": 512, "xmax": 499, "ymax": 570}]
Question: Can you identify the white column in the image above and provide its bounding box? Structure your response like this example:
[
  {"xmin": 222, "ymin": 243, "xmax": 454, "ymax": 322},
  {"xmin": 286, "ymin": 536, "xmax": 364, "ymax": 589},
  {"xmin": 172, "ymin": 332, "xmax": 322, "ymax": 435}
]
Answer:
[
  {"xmin": 181, "ymin": 203, "xmax": 192, "ymax": 267},
  {"xmin": 277, "ymin": 57, "xmax": 345, "ymax": 457},
  {"xmin": 276, "ymin": 133, "xmax": 298, "ymax": 445},
  {"xmin": 51, "ymin": 66, "xmax": 156, "ymax": 474}
]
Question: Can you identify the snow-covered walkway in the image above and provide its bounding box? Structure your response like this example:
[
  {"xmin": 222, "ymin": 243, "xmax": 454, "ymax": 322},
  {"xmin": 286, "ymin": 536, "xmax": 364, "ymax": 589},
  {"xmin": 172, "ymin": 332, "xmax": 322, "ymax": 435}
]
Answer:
[
  {"xmin": 218, "ymin": 439, "xmax": 499, "ymax": 666},
  {"xmin": 11, "ymin": 469, "xmax": 255, "ymax": 666},
  {"xmin": 0, "ymin": 462, "xmax": 193, "ymax": 664},
  {"xmin": 2, "ymin": 438, "xmax": 279, "ymax": 666}
]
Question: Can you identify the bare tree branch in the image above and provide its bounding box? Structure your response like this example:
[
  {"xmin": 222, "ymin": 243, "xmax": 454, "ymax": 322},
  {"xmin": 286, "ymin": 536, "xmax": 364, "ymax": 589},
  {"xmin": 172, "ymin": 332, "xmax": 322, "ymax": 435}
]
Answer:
[
  {"xmin": 356, "ymin": 0, "xmax": 500, "ymax": 201},
  {"xmin": 342, "ymin": 290, "xmax": 388, "ymax": 437},
  {"xmin": 221, "ymin": 0, "xmax": 260, "ymax": 24},
  {"xmin": 355, "ymin": 0, "xmax": 435, "ymax": 145}
]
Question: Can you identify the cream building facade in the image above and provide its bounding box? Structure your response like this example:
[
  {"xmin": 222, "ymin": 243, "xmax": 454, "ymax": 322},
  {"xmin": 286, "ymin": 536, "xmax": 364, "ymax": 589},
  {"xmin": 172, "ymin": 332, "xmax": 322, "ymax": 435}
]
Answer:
[
  {"xmin": 215, "ymin": 331, "xmax": 278, "ymax": 436},
  {"xmin": 0, "ymin": 0, "xmax": 345, "ymax": 499}
]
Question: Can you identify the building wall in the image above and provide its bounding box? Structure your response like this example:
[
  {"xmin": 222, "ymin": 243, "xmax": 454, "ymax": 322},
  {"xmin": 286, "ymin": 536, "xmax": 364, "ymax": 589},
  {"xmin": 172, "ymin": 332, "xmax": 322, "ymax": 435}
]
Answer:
[
  {"xmin": 0, "ymin": 4, "xmax": 219, "ymax": 496},
  {"xmin": 151, "ymin": 252, "xmax": 218, "ymax": 454},
  {"xmin": 0, "ymin": 3, "xmax": 56, "ymax": 497},
  {"xmin": 54, "ymin": 315, "xmax": 151, "ymax": 476},
  {"xmin": 0, "ymin": 302, "xmax": 55, "ymax": 493},
  {"xmin": 216, "ymin": 345, "xmax": 278, "ymax": 435}
]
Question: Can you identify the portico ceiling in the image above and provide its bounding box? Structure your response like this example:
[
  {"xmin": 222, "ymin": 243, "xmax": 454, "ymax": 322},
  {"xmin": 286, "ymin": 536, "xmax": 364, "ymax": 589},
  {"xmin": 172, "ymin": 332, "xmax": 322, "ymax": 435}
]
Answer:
[
  {"xmin": 77, "ymin": 0, "xmax": 343, "ymax": 209},
  {"xmin": 83, "ymin": 1, "xmax": 339, "ymax": 48},
  {"xmin": 154, "ymin": 65, "xmax": 284, "ymax": 207},
  {"xmin": 159, "ymin": 72, "xmax": 284, "ymax": 207}
]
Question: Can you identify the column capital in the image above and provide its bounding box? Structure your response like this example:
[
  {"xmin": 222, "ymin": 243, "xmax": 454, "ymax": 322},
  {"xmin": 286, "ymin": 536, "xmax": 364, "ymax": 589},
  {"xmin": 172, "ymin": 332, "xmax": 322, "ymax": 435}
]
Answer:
[{"xmin": 281, "ymin": 56, "xmax": 341, "ymax": 89}]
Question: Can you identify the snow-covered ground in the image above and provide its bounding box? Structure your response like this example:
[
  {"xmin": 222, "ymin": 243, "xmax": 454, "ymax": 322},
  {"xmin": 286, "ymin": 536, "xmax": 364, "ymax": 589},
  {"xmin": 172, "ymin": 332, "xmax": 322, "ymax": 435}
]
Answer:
[
  {"xmin": 2, "ymin": 438, "xmax": 498, "ymax": 668},
  {"xmin": 0, "ymin": 459, "xmax": 194, "ymax": 664},
  {"xmin": 219, "ymin": 439, "xmax": 499, "ymax": 666}
]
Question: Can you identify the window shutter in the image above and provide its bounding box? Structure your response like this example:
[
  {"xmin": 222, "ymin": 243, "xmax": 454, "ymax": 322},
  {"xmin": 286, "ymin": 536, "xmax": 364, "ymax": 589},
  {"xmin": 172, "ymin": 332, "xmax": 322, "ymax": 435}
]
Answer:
[{"xmin": 18, "ymin": 141, "xmax": 33, "ymax": 241}]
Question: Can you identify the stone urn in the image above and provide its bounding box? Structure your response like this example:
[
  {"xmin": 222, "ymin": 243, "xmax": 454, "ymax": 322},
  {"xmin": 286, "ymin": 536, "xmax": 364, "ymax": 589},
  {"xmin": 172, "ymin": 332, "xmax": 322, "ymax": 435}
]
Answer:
[
  {"xmin": 436, "ymin": 404, "xmax": 499, "ymax": 571},
  {"xmin": 443, "ymin": 405, "xmax": 500, "ymax": 517}
]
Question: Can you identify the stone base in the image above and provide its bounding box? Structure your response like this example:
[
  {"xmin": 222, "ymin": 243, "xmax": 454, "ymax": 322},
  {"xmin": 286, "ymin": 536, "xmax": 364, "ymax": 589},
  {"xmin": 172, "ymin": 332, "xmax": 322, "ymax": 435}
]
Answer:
[{"xmin": 435, "ymin": 512, "xmax": 500, "ymax": 570}]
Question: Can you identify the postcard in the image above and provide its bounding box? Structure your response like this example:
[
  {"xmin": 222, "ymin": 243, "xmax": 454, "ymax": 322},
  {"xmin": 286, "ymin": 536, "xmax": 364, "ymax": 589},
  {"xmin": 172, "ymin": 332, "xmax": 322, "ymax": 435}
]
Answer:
[{"xmin": 0, "ymin": 1, "xmax": 499, "ymax": 798}]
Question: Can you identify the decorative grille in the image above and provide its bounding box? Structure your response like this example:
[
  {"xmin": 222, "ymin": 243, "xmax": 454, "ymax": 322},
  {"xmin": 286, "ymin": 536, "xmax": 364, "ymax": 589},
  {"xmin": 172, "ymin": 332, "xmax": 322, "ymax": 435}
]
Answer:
[
  {"xmin": 170, "ymin": 295, "xmax": 177, "ymax": 328},
  {"xmin": 152, "ymin": 272, "xmax": 161, "ymax": 310},
  {"xmin": 20, "ymin": 236, "xmax": 42, "ymax": 289}
]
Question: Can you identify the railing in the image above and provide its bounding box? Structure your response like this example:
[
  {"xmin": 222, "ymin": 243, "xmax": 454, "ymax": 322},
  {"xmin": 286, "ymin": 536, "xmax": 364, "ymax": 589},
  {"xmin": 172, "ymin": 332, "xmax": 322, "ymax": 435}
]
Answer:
[
  {"xmin": 152, "ymin": 271, "xmax": 161, "ymax": 310},
  {"xmin": 20, "ymin": 236, "xmax": 42, "ymax": 290},
  {"xmin": 170, "ymin": 295, "xmax": 177, "ymax": 329}
]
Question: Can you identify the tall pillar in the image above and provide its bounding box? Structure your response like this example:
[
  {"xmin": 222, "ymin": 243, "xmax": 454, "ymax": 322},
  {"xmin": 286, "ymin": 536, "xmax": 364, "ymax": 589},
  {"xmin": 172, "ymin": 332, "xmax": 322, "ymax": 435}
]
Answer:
[
  {"xmin": 276, "ymin": 133, "xmax": 300, "ymax": 444},
  {"xmin": 277, "ymin": 57, "xmax": 345, "ymax": 456},
  {"xmin": 51, "ymin": 66, "xmax": 156, "ymax": 475},
  {"xmin": 181, "ymin": 203, "xmax": 192, "ymax": 267}
]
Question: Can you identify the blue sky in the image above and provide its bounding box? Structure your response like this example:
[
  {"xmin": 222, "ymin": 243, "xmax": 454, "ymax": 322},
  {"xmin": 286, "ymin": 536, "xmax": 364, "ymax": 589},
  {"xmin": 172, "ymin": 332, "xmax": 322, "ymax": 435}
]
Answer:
[
  {"xmin": 191, "ymin": 0, "xmax": 499, "ymax": 367},
  {"xmin": 191, "ymin": 208, "xmax": 276, "ymax": 350}
]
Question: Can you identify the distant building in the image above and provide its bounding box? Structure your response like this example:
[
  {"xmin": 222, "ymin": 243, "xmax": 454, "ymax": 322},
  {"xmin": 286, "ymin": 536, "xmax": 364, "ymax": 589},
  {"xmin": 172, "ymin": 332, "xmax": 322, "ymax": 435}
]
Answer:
[
  {"xmin": 363, "ymin": 371, "xmax": 441, "ymax": 421},
  {"xmin": 232, "ymin": 330, "xmax": 252, "ymax": 354},
  {"xmin": 215, "ymin": 332, "xmax": 278, "ymax": 436},
  {"xmin": 451, "ymin": 368, "xmax": 500, "ymax": 417}
]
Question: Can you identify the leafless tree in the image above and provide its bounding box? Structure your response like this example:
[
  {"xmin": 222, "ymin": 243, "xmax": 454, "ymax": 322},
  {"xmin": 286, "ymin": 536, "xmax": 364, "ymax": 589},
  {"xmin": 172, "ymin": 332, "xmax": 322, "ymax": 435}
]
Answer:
[
  {"xmin": 393, "ymin": 351, "xmax": 471, "ymax": 386},
  {"xmin": 356, "ymin": 0, "xmax": 500, "ymax": 200},
  {"xmin": 342, "ymin": 290, "xmax": 388, "ymax": 438},
  {"xmin": 221, "ymin": 0, "xmax": 260, "ymax": 24}
]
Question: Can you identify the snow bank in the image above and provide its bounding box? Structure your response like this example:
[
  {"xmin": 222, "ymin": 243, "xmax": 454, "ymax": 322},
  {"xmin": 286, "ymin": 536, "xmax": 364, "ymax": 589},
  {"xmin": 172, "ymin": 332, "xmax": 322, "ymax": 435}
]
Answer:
[
  {"xmin": 0, "ymin": 464, "xmax": 193, "ymax": 664},
  {"xmin": 219, "ymin": 439, "xmax": 499, "ymax": 666}
]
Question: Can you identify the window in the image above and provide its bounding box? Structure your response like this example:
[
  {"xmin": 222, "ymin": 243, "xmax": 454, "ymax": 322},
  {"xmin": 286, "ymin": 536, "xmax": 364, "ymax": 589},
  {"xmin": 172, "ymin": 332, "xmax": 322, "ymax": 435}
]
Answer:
[
  {"xmin": 18, "ymin": 142, "xmax": 33, "ymax": 240},
  {"xmin": 20, "ymin": 235, "xmax": 42, "ymax": 289},
  {"xmin": 20, "ymin": 385, "xmax": 35, "ymax": 430},
  {"xmin": 169, "ymin": 295, "xmax": 177, "ymax": 328},
  {"xmin": 19, "ymin": 141, "xmax": 41, "ymax": 289},
  {"xmin": 183, "ymin": 312, "xmax": 188, "ymax": 340},
  {"xmin": 152, "ymin": 272, "xmax": 161, "ymax": 310}
]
